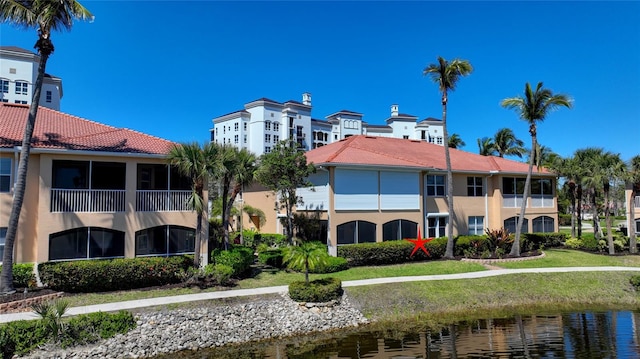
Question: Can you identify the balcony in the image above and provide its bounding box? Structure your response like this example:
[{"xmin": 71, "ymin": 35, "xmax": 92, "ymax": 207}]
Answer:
[
  {"xmin": 51, "ymin": 189, "xmax": 126, "ymax": 213},
  {"xmin": 635, "ymin": 196, "xmax": 640, "ymax": 208},
  {"xmin": 136, "ymin": 190, "xmax": 191, "ymax": 212}
]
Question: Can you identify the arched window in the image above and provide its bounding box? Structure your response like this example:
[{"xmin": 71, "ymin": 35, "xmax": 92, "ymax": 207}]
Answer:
[
  {"xmin": 504, "ymin": 216, "xmax": 529, "ymax": 235},
  {"xmin": 135, "ymin": 225, "xmax": 195, "ymax": 256},
  {"xmin": 337, "ymin": 221, "xmax": 376, "ymax": 245},
  {"xmin": 49, "ymin": 227, "xmax": 125, "ymax": 260},
  {"xmin": 383, "ymin": 220, "xmax": 418, "ymax": 241},
  {"xmin": 532, "ymin": 216, "xmax": 555, "ymax": 233}
]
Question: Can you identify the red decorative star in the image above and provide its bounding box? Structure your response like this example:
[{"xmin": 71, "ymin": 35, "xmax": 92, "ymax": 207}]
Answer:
[{"xmin": 405, "ymin": 228, "xmax": 434, "ymax": 257}]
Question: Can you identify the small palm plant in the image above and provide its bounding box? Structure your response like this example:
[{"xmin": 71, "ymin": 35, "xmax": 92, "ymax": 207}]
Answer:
[
  {"xmin": 32, "ymin": 299, "xmax": 69, "ymax": 341},
  {"xmin": 283, "ymin": 241, "xmax": 328, "ymax": 284}
]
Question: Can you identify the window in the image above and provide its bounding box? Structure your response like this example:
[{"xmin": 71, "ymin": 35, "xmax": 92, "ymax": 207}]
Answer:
[
  {"xmin": 53, "ymin": 160, "xmax": 126, "ymax": 190},
  {"xmin": 223, "ymin": 126, "xmax": 226, "ymax": 134},
  {"xmin": 531, "ymin": 178, "xmax": 554, "ymax": 207},
  {"xmin": 467, "ymin": 177, "xmax": 483, "ymax": 196},
  {"xmin": 636, "ymin": 219, "xmax": 640, "ymax": 234},
  {"xmin": 532, "ymin": 216, "xmax": 555, "ymax": 233},
  {"xmin": 49, "ymin": 227, "xmax": 125, "ymax": 260},
  {"xmin": 468, "ymin": 216, "xmax": 484, "ymax": 235},
  {"xmin": 421, "ymin": 130, "xmax": 426, "ymax": 140},
  {"xmin": 265, "ymin": 134, "xmax": 271, "ymax": 143},
  {"xmin": 0, "ymin": 79, "xmax": 8, "ymax": 93},
  {"xmin": 0, "ymin": 158, "xmax": 11, "ymax": 192},
  {"xmin": 273, "ymin": 122, "xmax": 279, "ymax": 131},
  {"xmin": 15, "ymin": 81, "xmax": 28, "ymax": 95},
  {"xmin": 403, "ymin": 135, "xmax": 409, "ymax": 139},
  {"xmin": 504, "ymin": 216, "xmax": 528, "ymax": 234},
  {"xmin": 265, "ymin": 146, "xmax": 271, "ymax": 153},
  {"xmin": 428, "ymin": 136, "xmax": 435, "ymax": 144},
  {"xmin": 337, "ymin": 221, "xmax": 376, "ymax": 245},
  {"xmin": 135, "ymin": 225, "xmax": 195, "ymax": 256},
  {"xmin": 427, "ymin": 216, "xmax": 447, "ymax": 238},
  {"xmin": 234, "ymin": 135, "xmax": 239, "ymax": 144},
  {"xmin": 426, "ymin": 175, "xmax": 445, "ymax": 196},
  {"xmin": 0, "ymin": 99, "xmax": 7, "ymax": 103},
  {"xmin": 0, "ymin": 227, "xmax": 6, "ymax": 262},
  {"xmin": 46, "ymin": 90, "xmax": 52, "ymax": 103},
  {"xmin": 243, "ymin": 134, "xmax": 247, "ymax": 144},
  {"xmin": 234, "ymin": 123, "xmax": 239, "ymax": 131},
  {"xmin": 296, "ymin": 126, "xmax": 303, "ymax": 138},
  {"xmin": 14, "ymin": 100, "xmax": 27, "ymax": 104},
  {"xmin": 265, "ymin": 121, "xmax": 271, "ymax": 131},
  {"xmin": 503, "ymin": 177, "xmax": 526, "ymax": 207},
  {"xmin": 436, "ymin": 137, "xmax": 443, "ymax": 145},
  {"xmin": 243, "ymin": 122, "xmax": 247, "ymax": 131},
  {"xmin": 383, "ymin": 220, "xmax": 418, "ymax": 241},
  {"xmin": 273, "ymin": 135, "xmax": 279, "ymax": 143}
]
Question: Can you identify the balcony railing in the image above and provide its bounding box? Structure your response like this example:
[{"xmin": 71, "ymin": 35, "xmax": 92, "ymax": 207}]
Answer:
[
  {"xmin": 530, "ymin": 194, "xmax": 554, "ymax": 208},
  {"xmin": 51, "ymin": 189, "xmax": 126, "ymax": 213},
  {"xmin": 635, "ymin": 196, "xmax": 640, "ymax": 208},
  {"xmin": 136, "ymin": 190, "xmax": 191, "ymax": 212}
]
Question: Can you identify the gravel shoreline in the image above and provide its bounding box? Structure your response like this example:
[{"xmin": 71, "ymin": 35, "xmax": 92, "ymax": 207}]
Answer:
[{"xmin": 19, "ymin": 292, "xmax": 369, "ymax": 359}]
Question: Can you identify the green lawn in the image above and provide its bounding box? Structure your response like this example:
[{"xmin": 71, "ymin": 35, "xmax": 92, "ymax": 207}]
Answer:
[{"xmin": 495, "ymin": 248, "xmax": 640, "ymax": 269}]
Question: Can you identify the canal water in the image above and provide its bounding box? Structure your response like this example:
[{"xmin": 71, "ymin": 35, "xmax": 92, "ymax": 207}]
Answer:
[{"xmin": 163, "ymin": 310, "xmax": 640, "ymax": 358}]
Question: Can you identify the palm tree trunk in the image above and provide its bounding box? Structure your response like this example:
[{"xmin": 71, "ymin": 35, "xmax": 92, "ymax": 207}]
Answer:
[
  {"xmin": 512, "ymin": 133, "xmax": 536, "ymax": 257},
  {"xmin": 221, "ymin": 180, "xmax": 231, "ymax": 250},
  {"xmin": 0, "ymin": 46, "xmax": 50, "ymax": 294},
  {"xmin": 442, "ymin": 91, "xmax": 455, "ymax": 259},
  {"xmin": 630, "ymin": 188, "xmax": 637, "ymax": 254},
  {"xmin": 604, "ymin": 184, "xmax": 614, "ymax": 255},
  {"xmin": 577, "ymin": 184, "xmax": 583, "ymax": 239},
  {"xmin": 569, "ymin": 183, "xmax": 576, "ymax": 238},
  {"xmin": 592, "ymin": 190, "xmax": 600, "ymax": 240}
]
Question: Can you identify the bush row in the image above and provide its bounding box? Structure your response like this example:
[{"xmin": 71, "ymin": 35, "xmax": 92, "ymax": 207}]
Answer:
[
  {"xmin": 0, "ymin": 263, "xmax": 36, "ymax": 288},
  {"xmin": 455, "ymin": 232, "xmax": 567, "ymax": 258},
  {"xmin": 237, "ymin": 231, "xmax": 287, "ymax": 249},
  {"xmin": 211, "ymin": 246, "xmax": 254, "ymax": 278},
  {"xmin": 288, "ymin": 277, "xmax": 343, "ymax": 302},
  {"xmin": 0, "ymin": 310, "xmax": 135, "ymax": 358},
  {"xmin": 39, "ymin": 256, "xmax": 193, "ymax": 293},
  {"xmin": 337, "ymin": 237, "xmax": 447, "ymax": 267},
  {"xmin": 565, "ymin": 233, "xmax": 629, "ymax": 252}
]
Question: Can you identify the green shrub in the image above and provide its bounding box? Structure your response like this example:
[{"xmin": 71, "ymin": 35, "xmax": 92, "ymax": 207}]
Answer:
[
  {"xmin": 580, "ymin": 234, "xmax": 600, "ymax": 251},
  {"xmin": 454, "ymin": 235, "xmax": 489, "ymax": 257},
  {"xmin": 0, "ymin": 263, "xmax": 36, "ymax": 288},
  {"xmin": 62, "ymin": 311, "xmax": 135, "ymax": 347},
  {"xmin": 257, "ymin": 248, "xmax": 285, "ymax": 268},
  {"xmin": 289, "ymin": 277, "xmax": 343, "ymax": 302},
  {"xmin": 631, "ymin": 275, "xmax": 640, "ymax": 290},
  {"xmin": 211, "ymin": 246, "xmax": 255, "ymax": 277},
  {"xmin": 203, "ymin": 264, "xmax": 234, "ymax": 285},
  {"xmin": 564, "ymin": 238, "xmax": 583, "ymax": 249},
  {"xmin": 522, "ymin": 232, "xmax": 567, "ymax": 250},
  {"xmin": 309, "ymin": 256, "xmax": 349, "ymax": 274},
  {"xmin": 337, "ymin": 237, "xmax": 447, "ymax": 267},
  {"xmin": 558, "ymin": 213, "xmax": 572, "ymax": 226},
  {"xmin": 39, "ymin": 256, "xmax": 193, "ymax": 293},
  {"xmin": 0, "ymin": 320, "xmax": 49, "ymax": 358}
]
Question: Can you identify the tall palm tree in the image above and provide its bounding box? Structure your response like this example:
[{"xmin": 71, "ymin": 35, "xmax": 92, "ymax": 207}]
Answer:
[
  {"xmin": 628, "ymin": 155, "xmax": 640, "ymax": 253},
  {"xmin": 0, "ymin": 0, "xmax": 93, "ymax": 294},
  {"xmin": 555, "ymin": 155, "xmax": 582, "ymax": 239},
  {"xmin": 601, "ymin": 152, "xmax": 625, "ymax": 254},
  {"xmin": 168, "ymin": 142, "xmax": 219, "ymax": 268},
  {"xmin": 216, "ymin": 146, "xmax": 258, "ymax": 249},
  {"xmin": 423, "ymin": 56, "xmax": 473, "ymax": 259},
  {"xmin": 501, "ymin": 82, "xmax": 572, "ymax": 256},
  {"xmin": 477, "ymin": 137, "xmax": 496, "ymax": 156},
  {"xmin": 448, "ymin": 133, "xmax": 465, "ymax": 149},
  {"xmin": 493, "ymin": 128, "xmax": 526, "ymax": 158}
]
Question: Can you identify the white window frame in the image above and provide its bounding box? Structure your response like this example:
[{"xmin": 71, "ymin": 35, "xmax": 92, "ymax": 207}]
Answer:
[
  {"xmin": 530, "ymin": 178, "xmax": 554, "ymax": 208},
  {"xmin": 0, "ymin": 79, "xmax": 8, "ymax": 93},
  {"xmin": 265, "ymin": 121, "xmax": 271, "ymax": 131},
  {"xmin": 15, "ymin": 81, "xmax": 28, "ymax": 95},
  {"xmin": 468, "ymin": 216, "xmax": 484, "ymax": 235},
  {"xmin": 427, "ymin": 215, "xmax": 448, "ymax": 238}
]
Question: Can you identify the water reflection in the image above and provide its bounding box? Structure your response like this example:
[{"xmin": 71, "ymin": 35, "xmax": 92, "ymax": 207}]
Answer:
[{"xmin": 166, "ymin": 311, "xmax": 640, "ymax": 358}]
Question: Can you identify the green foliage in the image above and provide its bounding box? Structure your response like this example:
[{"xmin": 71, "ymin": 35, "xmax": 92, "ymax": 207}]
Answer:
[
  {"xmin": 62, "ymin": 311, "xmax": 135, "ymax": 347},
  {"xmin": 630, "ymin": 275, "xmax": 640, "ymax": 290},
  {"xmin": 485, "ymin": 228, "xmax": 513, "ymax": 254},
  {"xmin": 455, "ymin": 235, "xmax": 490, "ymax": 257},
  {"xmin": 0, "ymin": 320, "xmax": 49, "ymax": 358},
  {"xmin": 288, "ymin": 277, "xmax": 343, "ymax": 302},
  {"xmin": 564, "ymin": 238, "xmax": 583, "ymax": 249},
  {"xmin": 202, "ymin": 264, "xmax": 234, "ymax": 285},
  {"xmin": 0, "ymin": 263, "xmax": 35, "ymax": 288},
  {"xmin": 337, "ymin": 238, "xmax": 447, "ymax": 267},
  {"xmin": 38, "ymin": 256, "xmax": 193, "ymax": 292},
  {"xmin": 308, "ymin": 256, "xmax": 349, "ymax": 274},
  {"xmin": 32, "ymin": 299, "xmax": 69, "ymax": 341},
  {"xmin": 241, "ymin": 231, "xmax": 287, "ymax": 249},
  {"xmin": 558, "ymin": 213, "xmax": 572, "ymax": 226},
  {"xmin": 522, "ymin": 232, "xmax": 567, "ymax": 251},
  {"xmin": 211, "ymin": 246, "xmax": 255, "ymax": 277},
  {"xmin": 283, "ymin": 241, "xmax": 329, "ymax": 283},
  {"xmin": 257, "ymin": 249, "xmax": 285, "ymax": 268}
]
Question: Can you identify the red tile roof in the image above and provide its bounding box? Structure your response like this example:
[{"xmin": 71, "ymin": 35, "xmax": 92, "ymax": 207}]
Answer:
[
  {"xmin": 306, "ymin": 135, "xmax": 550, "ymax": 175},
  {"xmin": 0, "ymin": 103, "xmax": 175, "ymax": 154}
]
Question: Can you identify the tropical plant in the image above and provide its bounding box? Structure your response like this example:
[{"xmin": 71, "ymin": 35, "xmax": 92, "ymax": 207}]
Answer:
[
  {"xmin": 477, "ymin": 137, "xmax": 496, "ymax": 156},
  {"xmin": 255, "ymin": 140, "xmax": 316, "ymax": 244},
  {"xmin": 501, "ymin": 82, "xmax": 572, "ymax": 256},
  {"xmin": 32, "ymin": 299, "xmax": 69, "ymax": 341},
  {"xmin": 168, "ymin": 142, "xmax": 219, "ymax": 268},
  {"xmin": 493, "ymin": 128, "xmax": 526, "ymax": 158},
  {"xmin": 283, "ymin": 241, "xmax": 328, "ymax": 284},
  {"xmin": 628, "ymin": 155, "xmax": 640, "ymax": 253},
  {"xmin": 423, "ymin": 56, "xmax": 473, "ymax": 259},
  {"xmin": 448, "ymin": 133, "xmax": 465, "ymax": 149},
  {"xmin": 0, "ymin": 0, "xmax": 93, "ymax": 295}
]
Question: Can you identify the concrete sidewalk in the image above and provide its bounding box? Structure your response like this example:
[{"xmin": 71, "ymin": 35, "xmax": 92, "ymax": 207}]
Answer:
[{"xmin": 3, "ymin": 266, "xmax": 640, "ymax": 323}]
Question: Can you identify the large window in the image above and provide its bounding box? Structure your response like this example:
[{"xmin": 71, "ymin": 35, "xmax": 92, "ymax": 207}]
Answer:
[
  {"xmin": 503, "ymin": 177, "xmax": 526, "ymax": 207},
  {"xmin": 0, "ymin": 227, "xmax": 6, "ymax": 263},
  {"xmin": 383, "ymin": 220, "xmax": 418, "ymax": 241},
  {"xmin": 0, "ymin": 158, "xmax": 11, "ymax": 192},
  {"xmin": 53, "ymin": 160, "xmax": 126, "ymax": 189},
  {"xmin": 531, "ymin": 178, "xmax": 554, "ymax": 207},
  {"xmin": 15, "ymin": 81, "xmax": 28, "ymax": 95},
  {"xmin": 135, "ymin": 225, "xmax": 195, "ymax": 256},
  {"xmin": 136, "ymin": 164, "xmax": 189, "ymax": 190},
  {"xmin": 504, "ymin": 216, "xmax": 529, "ymax": 234},
  {"xmin": 337, "ymin": 221, "xmax": 376, "ymax": 245},
  {"xmin": 427, "ymin": 216, "xmax": 447, "ymax": 238},
  {"xmin": 49, "ymin": 227, "xmax": 125, "ymax": 260},
  {"xmin": 532, "ymin": 216, "xmax": 555, "ymax": 233},
  {"xmin": 467, "ymin": 177, "xmax": 483, "ymax": 196},
  {"xmin": 468, "ymin": 216, "xmax": 484, "ymax": 235},
  {"xmin": 426, "ymin": 175, "xmax": 445, "ymax": 196}
]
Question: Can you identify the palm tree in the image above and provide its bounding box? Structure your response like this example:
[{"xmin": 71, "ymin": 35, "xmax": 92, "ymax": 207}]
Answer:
[
  {"xmin": 477, "ymin": 137, "xmax": 496, "ymax": 156},
  {"xmin": 493, "ymin": 128, "xmax": 526, "ymax": 158},
  {"xmin": 501, "ymin": 82, "xmax": 572, "ymax": 256},
  {"xmin": 283, "ymin": 241, "xmax": 328, "ymax": 284},
  {"xmin": 601, "ymin": 152, "xmax": 625, "ymax": 254},
  {"xmin": 423, "ymin": 56, "xmax": 473, "ymax": 259},
  {"xmin": 217, "ymin": 146, "xmax": 258, "ymax": 249},
  {"xmin": 448, "ymin": 133, "xmax": 466, "ymax": 149},
  {"xmin": 0, "ymin": 0, "xmax": 93, "ymax": 294},
  {"xmin": 555, "ymin": 155, "xmax": 583, "ymax": 239},
  {"xmin": 628, "ymin": 155, "xmax": 640, "ymax": 253},
  {"xmin": 168, "ymin": 142, "xmax": 219, "ymax": 268}
]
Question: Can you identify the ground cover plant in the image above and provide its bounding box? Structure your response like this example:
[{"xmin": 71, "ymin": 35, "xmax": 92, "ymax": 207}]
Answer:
[{"xmin": 496, "ymin": 248, "xmax": 640, "ymax": 269}]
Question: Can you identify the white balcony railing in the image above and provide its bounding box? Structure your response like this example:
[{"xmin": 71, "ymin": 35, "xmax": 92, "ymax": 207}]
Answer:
[
  {"xmin": 51, "ymin": 189, "xmax": 126, "ymax": 213},
  {"xmin": 136, "ymin": 190, "xmax": 191, "ymax": 212},
  {"xmin": 635, "ymin": 196, "xmax": 640, "ymax": 208}
]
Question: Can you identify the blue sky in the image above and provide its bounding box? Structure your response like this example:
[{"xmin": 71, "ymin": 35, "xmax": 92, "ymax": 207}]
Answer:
[{"xmin": 2, "ymin": 1, "xmax": 639, "ymax": 161}]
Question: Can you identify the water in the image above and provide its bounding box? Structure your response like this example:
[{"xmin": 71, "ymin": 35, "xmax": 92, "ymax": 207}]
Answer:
[{"xmin": 162, "ymin": 311, "xmax": 640, "ymax": 358}]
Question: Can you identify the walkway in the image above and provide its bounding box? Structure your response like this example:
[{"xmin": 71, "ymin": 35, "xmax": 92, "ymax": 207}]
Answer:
[{"xmin": 2, "ymin": 266, "xmax": 640, "ymax": 323}]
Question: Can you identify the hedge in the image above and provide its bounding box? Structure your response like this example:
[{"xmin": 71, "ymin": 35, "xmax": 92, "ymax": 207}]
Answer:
[
  {"xmin": 521, "ymin": 232, "xmax": 567, "ymax": 250},
  {"xmin": 38, "ymin": 256, "xmax": 193, "ymax": 293},
  {"xmin": 211, "ymin": 246, "xmax": 255, "ymax": 277},
  {"xmin": 289, "ymin": 277, "xmax": 343, "ymax": 302},
  {"xmin": 309, "ymin": 256, "xmax": 349, "ymax": 274},
  {"xmin": 337, "ymin": 237, "xmax": 447, "ymax": 267},
  {"xmin": 257, "ymin": 249, "xmax": 284, "ymax": 268},
  {"xmin": 0, "ymin": 263, "xmax": 36, "ymax": 288}
]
